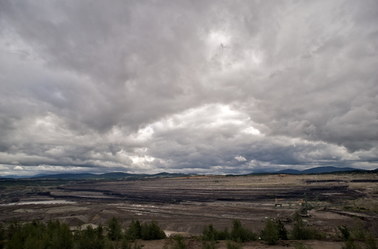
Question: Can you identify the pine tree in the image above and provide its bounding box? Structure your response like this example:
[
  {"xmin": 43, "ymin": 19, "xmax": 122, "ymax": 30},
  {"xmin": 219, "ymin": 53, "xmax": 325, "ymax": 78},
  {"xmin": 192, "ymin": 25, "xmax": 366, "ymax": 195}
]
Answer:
[{"xmin": 107, "ymin": 217, "xmax": 122, "ymax": 241}]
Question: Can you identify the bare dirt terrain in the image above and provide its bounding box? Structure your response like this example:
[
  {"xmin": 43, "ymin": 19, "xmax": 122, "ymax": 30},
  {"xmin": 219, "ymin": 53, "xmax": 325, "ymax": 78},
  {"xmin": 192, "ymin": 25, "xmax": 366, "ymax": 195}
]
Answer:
[
  {"xmin": 1, "ymin": 173, "xmax": 377, "ymax": 248},
  {"xmin": 140, "ymin": 239, "xmax": 345, "ymax": 249}
]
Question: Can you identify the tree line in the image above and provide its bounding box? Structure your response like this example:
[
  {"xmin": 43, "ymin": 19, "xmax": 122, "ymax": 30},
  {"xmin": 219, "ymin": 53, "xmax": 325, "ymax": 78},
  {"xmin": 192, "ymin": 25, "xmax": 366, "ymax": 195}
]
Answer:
[
  {"xmin": 0, "ymin": 218, "xmax": 165, "ymax": 249},
  {"xmin": 0, "ymin": 214, "xmax": 376, "ymax": 249},
  {"xmin": 202, "ymin": 213, "xmax": 322, "ymax": 246}
]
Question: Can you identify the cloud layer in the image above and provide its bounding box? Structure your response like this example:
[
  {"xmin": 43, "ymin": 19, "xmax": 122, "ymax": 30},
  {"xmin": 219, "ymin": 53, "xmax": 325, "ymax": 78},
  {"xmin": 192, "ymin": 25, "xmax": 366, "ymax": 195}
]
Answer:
[{"xmin": 0, "ymin": 0, "xmax": 377, "ymax": 176}]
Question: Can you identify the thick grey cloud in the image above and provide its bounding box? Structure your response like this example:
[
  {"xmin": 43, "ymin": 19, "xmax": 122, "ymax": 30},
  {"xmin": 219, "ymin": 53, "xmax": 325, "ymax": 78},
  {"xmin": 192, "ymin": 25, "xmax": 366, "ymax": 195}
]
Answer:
[{"xmin": 0, "ymin": 0, "xmax": 377, "ymax": 176}]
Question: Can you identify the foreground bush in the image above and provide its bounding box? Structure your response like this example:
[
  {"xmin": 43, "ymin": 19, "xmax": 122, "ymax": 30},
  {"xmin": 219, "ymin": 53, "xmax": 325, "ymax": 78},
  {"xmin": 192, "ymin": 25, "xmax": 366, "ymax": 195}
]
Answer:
[
  {"xmin": 226, "ymin": 241, "xmax": 242, "ymax": 249},
  {"xmin": 121, "ymin": 239, "xmax": 143, "ymax": 249},
  {"xmin": 260, "ymin": 218, "xmax": 288, "ymax": 245},
  {"xmin": 75, "ymin": 225, "xmax": 105, "ymax": 249},
  {"xmin": 338, "ymin": 225, "xmax": 377, "ymax": 249},
  {"xmin": 140, "ymin": 221, "xmax": 166, "ymax": 240},
  {"xmin": 0, "ymin": 218, "xmax": 167, "ymax": 249},
  {"xmin": 163, "ymin": 234, "xmax": 187, "ymax": 249},
  {"xmin": 202, "ymin": 240, "xmax": 217, "ymax": 249},
  {"xmin": 290, "ymin": 214, "xmax": 323, "ymax": 240},
  {"xmin": 0, "ymin": 223, "xmax": 4, "ymax": 249},
  {"xmin": 6, "ymin": 220, "xmax": 73, "ymax": 249},
  {"xmin": 125, "ymin": 220, "xmax": 142, "ymax": 240},
  {"xmin": 202, "ymin": 224, "xmax": 228, "ymax": 241},
  {"xmin": 202, "ymin": 220, "xmax": 256, "ymax": 243},
  {"xmin": 260, "ymin": 219, "xmax": 279, "ymax": 245},
  {"xmin": 107, "ymin": 217, "xmax": 122, "ymax": 241},
  {"xmin": 230, "ymin": 220, "xmax": 256, "ymax": 242},
  {"xmin": 125, "ymin": 219, "xmax": 166, "ymax": 240}
]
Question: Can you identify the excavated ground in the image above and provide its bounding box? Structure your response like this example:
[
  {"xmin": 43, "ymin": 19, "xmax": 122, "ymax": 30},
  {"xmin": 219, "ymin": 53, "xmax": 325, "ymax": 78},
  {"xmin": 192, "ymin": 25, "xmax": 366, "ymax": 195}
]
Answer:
[{"xmin": 0, "ymin": 174, "xmax": 377, "ymax": 237}]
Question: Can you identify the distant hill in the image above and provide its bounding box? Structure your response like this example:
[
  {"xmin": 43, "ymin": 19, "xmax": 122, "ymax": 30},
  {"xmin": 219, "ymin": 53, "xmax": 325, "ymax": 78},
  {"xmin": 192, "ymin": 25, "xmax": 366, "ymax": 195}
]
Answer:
[
  {"xmin": 2, "ymin": 167, "xmax": 375, "ymax": 179},
  {"xmin": 276, "ymin": 166, "xmax": 366, "ymax": 175},
  {"xmin": 32, "ymin": 172, "xmax": 189, "ymax": 180},
  {"xmin": 33, "ymin": 173, "xmax": 99, "ymax": 180},
  {"xmin": 275, "ymin": 169, "xmax": 302, "ymax": 174},
  {"xmin": 151, "ymin": 172, "xmax": 189, "ymax": 178}
]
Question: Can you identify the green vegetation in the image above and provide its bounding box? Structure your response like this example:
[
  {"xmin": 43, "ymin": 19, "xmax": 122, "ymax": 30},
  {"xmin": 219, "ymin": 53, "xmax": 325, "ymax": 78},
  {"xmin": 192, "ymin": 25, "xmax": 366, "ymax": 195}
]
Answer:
[
  {"xmin": 342, "ymin": 239, "xmax": 360, "ymax": 249},
  {"xmin": 0, "ymin": 223, "xmax": 5, "ymax": 249},
  {"xmin": 365, "ymin": 233, "xmax": 377, "ymax": 249},
  {"xmin": 260, "ymin": 218, "xmax": 288, "ymax": 245},
  {"xmin": 290, "ymin": 213, "xmax": 323, "ymax": 240},
  {"xmin": 6, "ymin": 220, "xmax": 73, "ymax": 249},
  {"xmin": 339, "ymin": 225, "xmax": 351, "ymax": 241},
  {"xmin": 163, "ymin": 235, "xmax": 187, "ymax": 249},
  {"xmin": 260, "ymin": 219, "xmax": 279, "ymax": 245},
  {"xmin": 339, "ymin": 225, "xmax": 377, "ymax": 249},
  {"xmin": 125, "ymin": 220, "xmax": 142, "ymax": 241},
  {"xmin": 0, "ymin": 217, "xmax": 166, "ymax": 249},
  {"xmin": 229, "ymin": 220, "xmax": 256, "ymax": 242},
  {"xmin": 202, "ymin": 224, "xmax": 228, "ymax": 241},
  {"xmin": 140, "ymin": 221, "xmax": 166, "ymax": 240},
  {"xmin": 76, "ymin": 225, "xmax": 105, "ymax": 249},
  {"xmin": 107, "ymin": 217, "xmax": 122, "ymax": 241},
  {"xmin": 171, "ymin": 235, "xmax": 187, "ymax": 249},
  {"xmin": 0, "ymin": 216, "xmax": 376, "ymax": 249},
  {"xmin": 343, "ymin": 198, "xmax": 378, "ymax": 214},
  {"xmin": 202, "ymin": 240, "xmax": 217, "ymax": 249},
  {"xmin": 202, "ymin": 220, "xmax": 256, "ymax": 243},
  {"xmin": 226, "ymin": 241, "xmax": 242, "ymax": 249},
  {"xmin": 202, "ymin": 219, "xmax": 289, "ymax": 245},
  {"xmin": 123, "ymin": 219, "xmax": 166, "ymax": 241},
  {"xmin": 120, "ymin": 239, "xmax": 143, "ymax": 249}
]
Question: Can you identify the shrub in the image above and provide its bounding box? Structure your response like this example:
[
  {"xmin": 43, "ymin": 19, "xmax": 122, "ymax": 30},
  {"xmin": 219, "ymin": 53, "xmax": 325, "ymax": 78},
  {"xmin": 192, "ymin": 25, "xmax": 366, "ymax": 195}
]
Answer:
[
  {"xmin": 365, "ymin": 233, "xmax": 377, "ymax": 249},
  {"xmin": 217, "ymin": 228, "xmax": 230, "ymax": 240},
  {"xmin": 339, "ymin": 225, "xmax": 351, "ymax": 241},
  {"xmin": 140, "ymin": 221, "xmax": 166, "ymax": 240},
  {"xmin": 76, "ymin": 225, "xmax": 105, "ymax": 249},
  {"xmin": 202, "ymin": 220, "xmax": 255, "ymax": 242},
  {"xmin": 0, "ymin": 223, "xmax": 5, "ymax": 249},
  {"xmin": 276, "ymin": 219, "xmax": 288, "ymax": 240},
  {"xmin": 121, "ymin": 238, "xmax": 143, "ymax": 249},
  {"xmin": 229, "ymin": 220, "xmax": 256, "ymax": 242},
  {"xmin": 202, "ymin": 224, "xmax": 217, "ymax": 241},
  {"xmin": 202, "ymin": 240, "xmax": 217, "ymax": 249},
  {"xmin": 342, "ymin": 239, "xmax": 361, "ymax": 249},
  {"xmin": 342, "ymin": 224, "xmax": 374, "ymax": 242},
  {"xmin": 226, "ymin": 241, "xmax": 242, "ymax": 249},
  {"xmin": 202, "ymin": 225, "xmax": 228, "ymax": 241},
  {"xmin": 261, "ymin": 219, "xmax": 279, "ymax": 245},
  {"xmin": 350, "ymin": 226, "xmax": 366, "ymax": 241},
  {"xmin": 290, "ymin": 214, "xmax": 322, "ymax": 240},
  {"xmin": 172, "ymin": 235, "xmax": 187, "ymax": 249},
  {"xmin": 107, "ymin": 217, "xmax": 122, "ymax": 241},
  {"xmin": 6, "ymin": 220, "xmax": 73, "ymax": 249},
  {"xmin": 164, "ymin": 234, "xmax": 187, "ymax": 249},
  {"xmin": 125, "ymin": 220, "xmax": 142, "ymax": 241}
]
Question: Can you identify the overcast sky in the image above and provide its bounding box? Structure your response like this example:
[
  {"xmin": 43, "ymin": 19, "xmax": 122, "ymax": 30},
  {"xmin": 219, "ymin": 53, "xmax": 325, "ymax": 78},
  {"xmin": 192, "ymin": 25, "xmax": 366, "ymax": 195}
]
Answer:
[{"xmin": 0, "ymin": 0, "xmax": 377, "ymax": 176}]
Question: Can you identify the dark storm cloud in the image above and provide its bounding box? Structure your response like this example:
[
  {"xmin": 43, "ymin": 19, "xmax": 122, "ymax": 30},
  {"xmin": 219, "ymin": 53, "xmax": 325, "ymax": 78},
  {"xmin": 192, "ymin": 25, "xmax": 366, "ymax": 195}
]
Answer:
[{"xmin": 0, "ymin": 0, "xmax": 377, "ymax": 176}]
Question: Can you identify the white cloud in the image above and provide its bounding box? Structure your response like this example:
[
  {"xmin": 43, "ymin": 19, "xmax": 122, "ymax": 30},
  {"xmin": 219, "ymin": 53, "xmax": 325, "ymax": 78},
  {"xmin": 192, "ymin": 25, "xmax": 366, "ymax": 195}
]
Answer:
[
  {"xmin": 14, "ymin": 166, "xmax": 24, "ymax": 170},
  {"xmin": 235, "ymin": 156, "xmax": 247, "ymax": 162},
  {"xmin": 0, "ymin": 0, "xmax": 377, "ymax": 176}
]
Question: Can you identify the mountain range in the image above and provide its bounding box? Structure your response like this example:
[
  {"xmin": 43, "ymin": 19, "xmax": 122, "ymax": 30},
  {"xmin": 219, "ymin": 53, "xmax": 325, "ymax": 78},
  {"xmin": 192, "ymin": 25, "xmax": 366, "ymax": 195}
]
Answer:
[
  {"xmin": 1, "ymin": 166, "xmax": 376, "ymax": 180},
  {"xmin": 31, "ymin": 171, "xmax": 188, "ymax": 180},
  {"xmin": 274, "ymin": 166, "xmax": 369, "ymax": 174}
]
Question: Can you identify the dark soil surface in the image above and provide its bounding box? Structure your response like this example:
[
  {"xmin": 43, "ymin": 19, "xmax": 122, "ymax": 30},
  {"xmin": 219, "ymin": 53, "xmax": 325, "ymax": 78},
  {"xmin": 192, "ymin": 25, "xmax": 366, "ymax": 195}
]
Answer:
[{"xmin": 0, "ymin": 173, "xmax": 377, "ymax": 236}]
